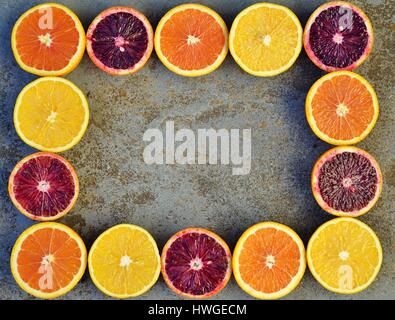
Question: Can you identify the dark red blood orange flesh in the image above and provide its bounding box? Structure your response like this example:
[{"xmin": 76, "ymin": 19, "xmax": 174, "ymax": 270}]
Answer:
[
  {"xmin": 304, "ymin": 2, "xmax": 373, "ymax": 71},
  {"xmin": 312, "ymin": 147, "xmax": 382, "ymax": 217},
  {"xmin": 318, "ymin": 152, "xmax": 377, "ymax": 212},
  {"xmin": 91, "ymin": 13, "xmax": 148, "ymax": 69},
  {"xmin": 9, "ymin": 153, "xmax": 79, "ymax": 221},
  {"xmin": 87, "ymin": 7, "xmax": 153, "ymax": 75},
  {"xmin": 162, "ymin": 229, "xmax": 231, "ymax": 298}
]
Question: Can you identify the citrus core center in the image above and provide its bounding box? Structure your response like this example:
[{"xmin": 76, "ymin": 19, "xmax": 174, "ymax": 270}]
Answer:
[
  {"xmin": 41, "ymin": 254, "xmax": 54, "ymax": 265},
  {"xmin": 333, "ymin": 33, "xmax": 344, "ymax": 45},
  {"xmin": 114, "ymin": 36, "xmax": 128, "ymax": 52},
  {"xmin": 47, "ymin": 111, "xmax": 57, "ymax": 123},
  {"xmin": 262, "ymin": 35, "xmax": 271, "ymax": 46},
  {"xmin": 336, "ymin": 103, "xmax": 349, "ymax": 117},
  {"xmin": 339, "ymin": 251, "xmax": 349, "ymax": 261},
  {"xmin": 37, "ymin": 181, "xmax": 50, "ymax": 192},
  {"xmin": 187, "ymin": 35, "xmax": 200, "ymax": 46},
  {"xmin": 120, "ymin": 255, "xmax": 132, "ymax": 267},
  {"xmin": 265, "ymin": 255, "xmax": 275, "ymax": 269},
  {"xmin": 190, "ymin": 257, "xmax": 203, "ymax": 270},
  {"xmin": 342, "ymin": 177, "xmax": 353, "ymax": 188},
  {"xmin": 38, "ymin": 33, "xmax": 53, "ymax": 47}
]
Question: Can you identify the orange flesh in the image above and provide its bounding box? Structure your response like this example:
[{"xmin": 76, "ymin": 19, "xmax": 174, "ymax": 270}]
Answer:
[
  {"xmin": 15, "ymin": 7, "xmax": 80, "ymax": 71},
  {"xmin": 239, "ymin": 228, "xmax": 301, "ymax": 293},
  {"xmin": 159, "ymin": 9, "xmax": 225, "ymax": 70},
  {"xmin": 16, "ymin": 228, "xmax": 82, "ymax": 292},
  {"xmin": 311, "ymin": 75, "xmax": 375, "ymax": 141}
]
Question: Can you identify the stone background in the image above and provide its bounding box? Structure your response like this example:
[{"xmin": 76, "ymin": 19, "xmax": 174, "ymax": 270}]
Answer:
[{"xmin": 0, "ymin": 0, "xmax": 393, "ymax": 299}]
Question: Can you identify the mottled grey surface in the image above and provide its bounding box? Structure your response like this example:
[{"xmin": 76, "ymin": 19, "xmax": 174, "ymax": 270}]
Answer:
[{"xmin": 0, "ymin": 0, "xmax": 393, "ymax": 300}]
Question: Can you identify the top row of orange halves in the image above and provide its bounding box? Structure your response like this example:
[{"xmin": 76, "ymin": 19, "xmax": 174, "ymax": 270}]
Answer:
[{"xmin": 12, "ymin": 2, "xmax": 374, "ymax": 77}]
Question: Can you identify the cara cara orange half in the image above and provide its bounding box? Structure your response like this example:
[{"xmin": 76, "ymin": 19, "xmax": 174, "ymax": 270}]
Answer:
[
  {"xmin": 155, "ymin": 4, "xmax": 228, "ymax": 77},
  {"xmin": 233, "ymin": 222, "xmax": 306, "ymax": 299},
  {"xmin": 11, "ymin": 223, "xmax": 87, "ymax": 299},
  {"xmin": 306, "ymin": 71, "xmax": 379, "ymax": 145},
  {"xmin": 12, "ymin": 3, "xmax": 85, "ymax": 76}
]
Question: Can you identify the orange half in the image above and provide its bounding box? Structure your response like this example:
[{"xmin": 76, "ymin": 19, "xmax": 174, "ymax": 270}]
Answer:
[
  {"xmin": 306, "ymin": 71, "xmax": 379, "ymax": 145},
  {"xmin": 155, "ymin": 3, "xmax": 228, "ymax": 77},
  {"xmin": 233, "ymin": 222, "xmax": 306, "ymax": 299},
  {"xmin": 12, "ymin": 3, "xmax": 85, "ymax": 76},
  {"xmin": 10, "ymin": 223, "xmax": 87, "ymax": 299},
  {"xmin": 229, "ymin": 3, "xmax": 302, "ymax": 76}
]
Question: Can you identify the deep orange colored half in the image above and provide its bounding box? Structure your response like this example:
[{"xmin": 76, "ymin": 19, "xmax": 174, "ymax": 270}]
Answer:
[
  {"xmin": 155, "ymin": 4, "xmax": 228, "ymax": 76},
  {"xmin": 233, "ymin": 222, "xmax": 306, "ymax": 299},
  {"xmin": 11, "ymin": 223, "xmax": 87, "ymax": 299},
  {"xmin": 306, "ymin": 71, "xmax": 379, "ymax": 145},
  {"xmin": 12, "ymin": 4, "xmax": 85, "ymax": 76}
]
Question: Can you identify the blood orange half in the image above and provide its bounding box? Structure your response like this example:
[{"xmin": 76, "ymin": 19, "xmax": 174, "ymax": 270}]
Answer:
[
  {"xmin": 8, "ymin": 152, "xmax": 79, "ymax": 221},
  {"xmin": 233, "ymin": 222, "xmax": 306, "ymax": 300},
  {"xmin": 155, "ymin": 4, "xmax": 228, "ymax": 77},
  {"xmin": 161, "ymin": 228, "xmax": 232, "ymax": 299},
  {"xmin": 86, "ymin": 7, "xmax": 153, "ymax": 75},
  {"xmin": 304, "ymin": 1, "xmax": 374, "ymax": 72},
  {"xmin": 312, "ymin": 146, "xmax": 382, "ymax": 217},
  {"xmin": 11, "ymin": 3, "xmax": 85, "ymax": 76},
  {"xmin": 11, "ymin": 222, "xmax": 87, "ymax": 299}
]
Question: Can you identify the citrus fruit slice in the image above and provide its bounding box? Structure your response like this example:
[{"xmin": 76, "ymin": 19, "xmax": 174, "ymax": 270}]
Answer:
[
  {"xmin": 307, "ymin": 217, "xmax": 382, "ymax": 294},
  {"xmin": 88, "ymin": 224, "xmax": 160, "ymax": 298},
  {"xmin": 304, "ymin": 1, "xmax": 374, "ymax": 72},
  {"xmin": 312, "ymin": 146, "xmax": 382, "ymax": 217},
  {"xmin": 155, "ymin": 4, "xmax": 228, "ymax": 77},
  {"xmin": 8, "ymin": 152, "xmax": 79, "ymax": 221},
  {"xmin": 14, "ymin": 77, "xmax": 89, "ymax": 153},
  {"xmin": 233, "ymin": 222, "xmax": 306, "ymax": 299},
  {"xmin": 229, "ymin": 3, "xmax": 302, "ymax": 77},
  {"xmin": 306, "ymin": 71, "xmax": 379, "ymax": 145},
  {"xmin": 11, "ymin": 222, "xmax": 87, "ymax": 299},
  {"xmin": 86, "ymin": 7, "xmax": 154, "ymax": 76},
  {"xmin": 161, "ymin": 228, "xmax": 231, "ymax": 299},
  {"xmin": 11, "ymin": 3, "xmax": 85, "ymax": 76}
]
